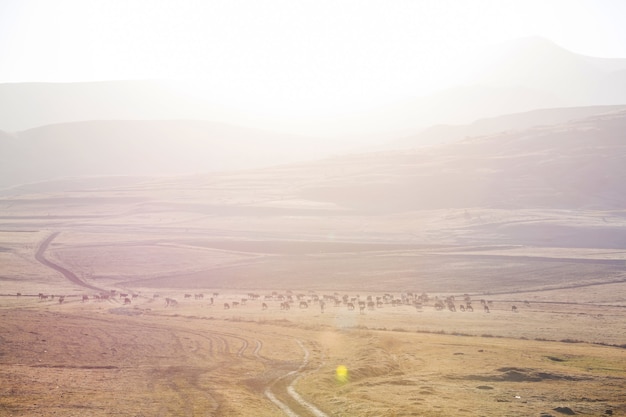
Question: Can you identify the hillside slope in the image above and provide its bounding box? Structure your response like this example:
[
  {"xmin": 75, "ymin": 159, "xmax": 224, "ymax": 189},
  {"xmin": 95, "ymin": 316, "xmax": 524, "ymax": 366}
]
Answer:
[{"xmin": 0, "ymin": 120, "xmax": 321, "ymax": 189}]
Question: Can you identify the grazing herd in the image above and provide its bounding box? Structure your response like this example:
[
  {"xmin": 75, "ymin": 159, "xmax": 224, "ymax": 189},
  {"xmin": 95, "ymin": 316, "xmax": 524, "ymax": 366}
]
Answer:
[
  {"xmin": 20, "ymin": 289, "xmax": 521, "ymax": 314},
  {"xmin": 146, "ymin": 290, "xmax": 509, "ymax": 315}
]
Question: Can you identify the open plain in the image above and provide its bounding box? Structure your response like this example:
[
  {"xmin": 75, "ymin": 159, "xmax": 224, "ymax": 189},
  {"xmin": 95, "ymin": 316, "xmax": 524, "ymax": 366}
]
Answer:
[
  {"xmin": 2, "ymin": 112, "xmax": 626, "ymax": 416},
  {"xmin": 3, "ymin": 4, "xmax": 626, "ymax": 415},
  {"xmin": 2, "ymin": 163, "xmax": 626, "ymax": 416}
]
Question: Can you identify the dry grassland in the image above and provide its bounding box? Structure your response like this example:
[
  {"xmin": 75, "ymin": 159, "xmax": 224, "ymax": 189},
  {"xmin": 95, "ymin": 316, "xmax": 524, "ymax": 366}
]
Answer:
[
  {"xmin": 1, "ymin": 178, "xmax": 626, "ymax": 416},
  {"xmin": 1, "ymin": 296, "xmax": 625, "ymax": 417}
]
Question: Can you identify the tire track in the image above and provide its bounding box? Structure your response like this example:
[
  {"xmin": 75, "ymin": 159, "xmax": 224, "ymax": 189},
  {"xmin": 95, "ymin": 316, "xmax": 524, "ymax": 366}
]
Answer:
[
  {"xmin": 287, "ymin": 340, "xmax": 329, "ymax": 417},
  {"xmin": 253, "ymin": 340, "xmax": 263, "ymax": 357},
  {"xmin": 264, "ymin": 339, "xmax": 329, "ymax": 417},
  {"xmin": 109, "ymin": 321, "xmax": 226, "ymax": 414},
  {"xmin": 237, "ymin": 338, "xmax": 248, "ymax": 357},
  {"xmin": 138, "ymin": 312, "xmax": 327, "ymax": 416},
  {"xmin": 35, "ymin": 232, "xmax": 105, "ymax": 292}
]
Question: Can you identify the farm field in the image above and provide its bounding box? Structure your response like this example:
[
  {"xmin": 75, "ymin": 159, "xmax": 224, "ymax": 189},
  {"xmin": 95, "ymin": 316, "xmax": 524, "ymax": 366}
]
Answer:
[
  {"xmin": 3, "ymin": 4, "xmax": 626, "ymax": 415},
  {"xmin": 2, "ymin": 127, "xmax": 626, "ymax": 416},
  {"xmin": 1, "ymin": 293, "xmax": 625, "ymax": 417},
  {"xmin": 1, "ymin": 220, "xmax": 625, "ymax": 416}
]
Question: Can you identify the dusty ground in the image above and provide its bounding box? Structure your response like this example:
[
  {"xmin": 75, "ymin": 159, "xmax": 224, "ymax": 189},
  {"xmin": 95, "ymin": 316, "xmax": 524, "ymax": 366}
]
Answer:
[
  {"xmin": 1, "ymin": 295, "xmax": 625, "ymax": 417},
  {"xmin": 1, "ymin": 173, "xmax": 626, "ymax": 416}
]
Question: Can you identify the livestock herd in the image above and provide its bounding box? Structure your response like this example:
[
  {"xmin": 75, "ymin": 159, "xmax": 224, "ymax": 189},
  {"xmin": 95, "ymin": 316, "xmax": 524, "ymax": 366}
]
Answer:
[
  {"xmin": 27, "ymin": 290, "xmax": 139, "ymax": 305},
  {"xmin": 16, "ymin": 290, "xmax": 524, "ymax": 313}
]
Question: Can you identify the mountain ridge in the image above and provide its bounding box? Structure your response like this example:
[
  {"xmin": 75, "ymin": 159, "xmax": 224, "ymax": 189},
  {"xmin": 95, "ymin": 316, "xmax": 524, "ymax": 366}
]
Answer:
[{"xmin": 2, "ymin": 37, "xmax": 626, "ymax": 137}]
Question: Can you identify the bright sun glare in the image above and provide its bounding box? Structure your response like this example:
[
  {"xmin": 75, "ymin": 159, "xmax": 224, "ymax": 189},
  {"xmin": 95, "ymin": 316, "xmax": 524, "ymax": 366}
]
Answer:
[{"xmin": 1, "ymin": 0, "xmax": 626, "ymax": 119}]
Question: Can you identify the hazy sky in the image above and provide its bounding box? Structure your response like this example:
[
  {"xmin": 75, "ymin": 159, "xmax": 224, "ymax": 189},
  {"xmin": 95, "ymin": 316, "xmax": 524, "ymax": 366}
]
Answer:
[{"xmin": 2, "ymin": 0, "xmax": 626, "ymax": 117}]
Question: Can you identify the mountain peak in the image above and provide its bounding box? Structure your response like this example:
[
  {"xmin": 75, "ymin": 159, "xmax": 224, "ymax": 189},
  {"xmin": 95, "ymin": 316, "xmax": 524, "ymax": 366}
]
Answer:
[{"xmin": 500, "ymin": 36, "xmax": 563, "ymax": 52}]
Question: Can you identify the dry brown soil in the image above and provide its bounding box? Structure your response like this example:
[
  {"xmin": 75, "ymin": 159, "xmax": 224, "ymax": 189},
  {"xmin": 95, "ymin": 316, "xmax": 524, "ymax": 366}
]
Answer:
[{"xmin": 1, "ymin": 178, "xmax": 626, "ymax": 416}]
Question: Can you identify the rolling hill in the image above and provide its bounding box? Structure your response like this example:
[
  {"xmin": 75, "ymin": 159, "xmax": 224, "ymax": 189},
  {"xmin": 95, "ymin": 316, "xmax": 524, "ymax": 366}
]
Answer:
[
  {"xmin": 393, "ymin": 104, "xmax": 626, "ymax": 148},
  {"xmin": 3, "ymin": 108, "xmax": 624, "ymax": 249},
  {"xmin": 2, "ymin": 38, "xmax": 626, "ymax": 140},
  {"xmin": 298, "ymin": 109, "xmax": 626, "ymax": 212},
  {"xmin": 0, "ymin": 120, "xmax": 322, "ymax": 189}
]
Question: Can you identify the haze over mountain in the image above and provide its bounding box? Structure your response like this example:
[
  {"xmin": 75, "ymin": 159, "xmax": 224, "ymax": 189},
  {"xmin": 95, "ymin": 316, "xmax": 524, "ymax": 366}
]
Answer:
[
  {"xmin": 2, "ymin": 36, "xmax": 626, "ymax": 195},
  {"xmin": 3, "ymin": 103, "xmax": 625, "ymax": 191},
  {"xmin": 342, "ymin": 37, "xmax": 626, "ymax": 138},
  {"xmin": 2, "ymin": 37, "xmax": 626, "ymax": 140},
  {"xmin": 295, "ymin": 110, "xmax": 626, "ymax": 213},
  {"xmin": 0, "ymin": 81, "xmax": 240, "ymax": 132},
  {"xmin": 474, "ymin": 37, "xmax": 626, "ymax": 101},
  {"xmin": 0, "ymin": 120, "xmax": 324, "ymax": 190},
  {"xmin": 393, "ymin": 104, "xmax": 626, "ymax": 148},
  {"xmin": 3, "ymin": 109, "xmax": 624, "ymax": 248}
]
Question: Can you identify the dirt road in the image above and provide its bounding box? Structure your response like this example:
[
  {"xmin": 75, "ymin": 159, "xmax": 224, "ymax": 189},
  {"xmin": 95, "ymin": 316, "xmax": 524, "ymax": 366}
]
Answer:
[{"xmin": 34, "ymin": 232, "xmax": 105, "ymax": 292}]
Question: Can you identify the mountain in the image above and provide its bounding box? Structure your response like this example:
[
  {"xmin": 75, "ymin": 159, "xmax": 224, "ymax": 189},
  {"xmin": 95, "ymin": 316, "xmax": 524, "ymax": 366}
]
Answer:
[
  {"xmin": 2, "ymin": 109, "xmax": 625, "ymax": 248},
  {"xmin": 336, "ymin": 37, "xmax": 626, "ymax": 136},
  {"xmin": 0, "ymin": 81, "xmax": 203, "ymax": 132},
  {"xmin": 474, "ymin": 37, "xmax": 626, "ymax": 104},
  {"xmin": 0, "ymin": 120, "xmax": 322, "ymax": 189},
  {"xmin": 296, "ymin": 109, "xmax": 626, "ymax": 213},
  {"xmin": 393, "ymin": 104, "xmax": 626, "ymax": 148},
  {"xmin": 2, "ymin": 38, "xmax": 626, "ymax": 140}
]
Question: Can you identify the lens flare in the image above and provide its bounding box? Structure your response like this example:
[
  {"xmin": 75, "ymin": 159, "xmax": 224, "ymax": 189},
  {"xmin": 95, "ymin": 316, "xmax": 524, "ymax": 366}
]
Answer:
[{"xmin": 336, "ymin": 365, "xmax": 348, "ymax": 383}]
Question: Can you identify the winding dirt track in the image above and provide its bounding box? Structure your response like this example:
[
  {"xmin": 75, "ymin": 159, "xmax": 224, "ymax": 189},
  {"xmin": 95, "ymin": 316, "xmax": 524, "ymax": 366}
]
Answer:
[
  {"xmin": 264, "ymin": 339, "xmax": 328, "ymax": 417},
  {"xmin": 30, "ymin": 232, "xmax": 329, "ymax": 416},
  {"xmin": 35, "ymin": 232, "xmax": 105, "ymax": 292},
  {"xmin": 185, "ymin": 320, "xmax": 328, "ymax": 417},
  {"xmin": 255, "ymin": 339, "xmax": 328, "ymax": 417},
  {"xmin": 286, "ymin": 341, "xmax": 329, "ymax": 417}
]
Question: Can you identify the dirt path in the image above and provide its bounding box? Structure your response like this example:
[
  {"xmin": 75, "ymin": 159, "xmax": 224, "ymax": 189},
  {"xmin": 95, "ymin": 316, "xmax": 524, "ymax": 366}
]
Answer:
[
  {"xmin": 34, "ymin": 232, "xmax": 105, "ymax": 292},
  {"xmin": 264, "ymin": 339, "xmax": 328, "ymax": 417},
  {"xmin": 286, "ymin": 341, "xmax": 329, "ymax": 417}
]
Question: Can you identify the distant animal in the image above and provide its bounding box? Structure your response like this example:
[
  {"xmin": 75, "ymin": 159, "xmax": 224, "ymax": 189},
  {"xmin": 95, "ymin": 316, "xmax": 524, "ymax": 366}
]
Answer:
[
  {"xmin": 124, "ymin": 297, "xmax": 131, "ymax": 305},
  {"xmin": 224, "ymin": 303, "xmax": 230, "ymax": 310},
  {"xmin": 262, "ymin": 302, "xmax": 268, "ymax": 310},
  {"xmin": 299, "ymin": 301, "xmax": 308, "ymax": 309},
  {"xmin": 512, "ymin": 305, "xmax": 518, "ymax": 313},
  {"xmin": 484, "ymin": 305, "xmax": 490, "ymax": 313}
]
